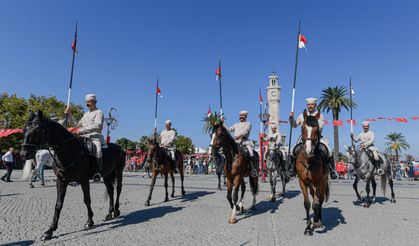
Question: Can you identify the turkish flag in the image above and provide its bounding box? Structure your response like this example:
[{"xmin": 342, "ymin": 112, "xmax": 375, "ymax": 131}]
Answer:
[
  {"xmin": 395, "ymin": 118, "xmax": 408, "ymax": 123},
  {"xmin": 333, "ymin": 120, "xmax": 343, "ymax": 126}
]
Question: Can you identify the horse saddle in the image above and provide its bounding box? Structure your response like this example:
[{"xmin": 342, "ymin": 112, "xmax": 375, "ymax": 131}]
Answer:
[
  {"xmin": 292, "ymin": 142, "xmax": 329, "ymax": 162},
  {"xmin": 79, "ymin": 137, "xmax": 106, "ymax": 158},
  {"xmin": 266, "ymin": 149, "xmax": 283, "ymax": 161},
  {"xmin": 365, "ymin": 150, "xmax": 383, "ymax": 166},
  {"xmin": 237, "ymin": 145, "xmax": 257, "ymax": 171}
]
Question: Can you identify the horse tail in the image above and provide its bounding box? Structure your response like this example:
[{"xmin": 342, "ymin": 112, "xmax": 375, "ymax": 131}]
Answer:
[
  {"xmin": 21, "ymin": 159, "xmax": 33, "ymax": 180},
  {"xmin": 249, "ymin": 176, "xmax": 259, "ymax": 196},
  {"xmin": 381, "ymin": 172, "xmax": 387, "ymax": 197},
  {"xmin": 325, "ymin": 180, "xmax": 330, "ymax": 203}
]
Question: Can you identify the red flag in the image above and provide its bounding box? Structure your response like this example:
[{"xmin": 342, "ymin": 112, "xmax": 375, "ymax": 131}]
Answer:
[
  {"xmin": 207, "ymin": 106, "xmax": 211, "ymax": 117},
  {"xmin": 156, "ymin": 87, "xmax": 162, "ymax": 97},
  {"xmin": 411, "ymin": 116, "xmax": 419, "ymax": 121},
  {"xmin": 259, "ymin": 88, "xmax": 263, "ymax": 106},
  {"xmin": 346, "ymin": 120, "xmax": 357, "ymax": 125},
  {"xmin": 395, "ymin": 118, "xmax": 408, "ymax": 123},
  {"xmin": 333, "ymin": 120, "xmax": 343, "ymax": 126},
  {"xmin": 298, "ymin": 34, "xmax": 307, "ymax": 49},
  {"xmin": 215, "ymin": 61, "xmax": 221, "ymax": 81},
  {"xmin": 71, "ymin": 24, "xmax": 78, "ymax": 52}
]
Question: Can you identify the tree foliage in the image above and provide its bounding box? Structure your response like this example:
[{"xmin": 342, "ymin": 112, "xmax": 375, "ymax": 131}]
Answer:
[
  {"xmin": 115, "ymin": 138, "xmax": 137, "ymax": 151},
  {"xmin": 0, "ymin": 93, "xmax": 84, "ymax": 153}
]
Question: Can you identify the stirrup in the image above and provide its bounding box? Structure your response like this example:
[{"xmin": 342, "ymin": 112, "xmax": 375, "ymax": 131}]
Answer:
[
  {"xmin": 330, "ymin": 170, "xmax": 338, "ymax": 180},
  {"xmin": 251, "ymin": 169, "xmax": 258, "ymax": 178},
  {"xmin": 377, "ymin": 169, "xmax": 385, "ymax": 175},
  {"xmin": 68, "ymin": 182, "xmax": 79, "ymax": 187},
  {"xmin": 93, "ymin": 173, "xmax": 101, "ymax": 182}
]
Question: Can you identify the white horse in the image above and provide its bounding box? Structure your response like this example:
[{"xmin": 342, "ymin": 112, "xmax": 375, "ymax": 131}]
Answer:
[{"xmin": 22, "ymin": 149, "xmax": 54, "ymax": 187}]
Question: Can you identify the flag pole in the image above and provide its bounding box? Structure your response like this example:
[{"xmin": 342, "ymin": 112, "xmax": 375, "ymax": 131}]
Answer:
[
  {"xmin": 259, "ymin": 87, "xmax": 263, "ymax": 133},
  {"xmin": 154, "ymin": 78, "xmax": 159, "ymax": 139},
  {"xmin": 287, "ymin": 20, "xmax": 301, "ymax": 172},
  {"xmin": 218, "ymin": 59, "xmax": 223, "ymax": 119},
  {"xmin": 65, "ymin": 22, "xmax": 78, "ymax": 127},
  {"xmin": 349, "ymin": 76, "xmax": 355, "ymax": 149}
]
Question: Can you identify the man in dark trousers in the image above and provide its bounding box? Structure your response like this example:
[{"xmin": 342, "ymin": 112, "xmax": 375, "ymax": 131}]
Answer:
[{"xmin": 1, "ymin": 147, "xmax": 15, "ymax": 182}]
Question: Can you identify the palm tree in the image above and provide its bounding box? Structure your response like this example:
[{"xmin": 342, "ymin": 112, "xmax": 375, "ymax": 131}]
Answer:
[
  {"xmin": 385, "ymin": 132, "xmax": 410, "ymax": 162},
  {"xmin": 317, "ymin": 86, "xmax": 356, "ymax": 160}
]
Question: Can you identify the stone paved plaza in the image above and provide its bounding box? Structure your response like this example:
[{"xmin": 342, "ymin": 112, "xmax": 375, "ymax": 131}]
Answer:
[{"xmin": 0, "ymin": 171, "xmax": 418, "ymax": 246}]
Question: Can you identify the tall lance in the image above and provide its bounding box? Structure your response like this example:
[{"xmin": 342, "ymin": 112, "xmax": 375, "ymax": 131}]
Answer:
[
  {"xmin": 65, "ymin": 22, "xmax": 78, "ymax": 127},
  {"xmin": 286, "ymin": 20, "xmax": 302, "ymax": 173},
  {"xmin": 349, "ymin": 77, "xmax": 355, "ymax": 150},
  {"xmin": 153, "ymin": 78, "xmax": 161, "ymax": 139},
  {"xmin": 216, "ymin": 59, "xmax": 223, "ymax": 119}
]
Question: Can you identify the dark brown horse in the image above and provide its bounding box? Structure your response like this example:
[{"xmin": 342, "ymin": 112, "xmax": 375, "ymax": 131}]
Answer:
[
  {"xmin": 295, "ymin": 111, "xmax": 330, "ymax": 236},
  {"xmin": 144, "ymin": 139, "xmax": 185, "ymax": 206},
  {"xmin": 208, "ymin": 120, "xmax": 259, "ymax": 224}
]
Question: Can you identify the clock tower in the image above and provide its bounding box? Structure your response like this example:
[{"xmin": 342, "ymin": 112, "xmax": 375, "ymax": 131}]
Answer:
[{"xmin": 266, "ymin": 72, "xmax": 281, "ymax": 131}]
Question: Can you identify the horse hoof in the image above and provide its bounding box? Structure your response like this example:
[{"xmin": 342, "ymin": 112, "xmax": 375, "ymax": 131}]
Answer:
[
  {"xmin": 41, "ymin": 182, "xmax": 45, "ymax": 186},
  {"xmin": 270, "ymin": 197, "xmax": 276, "ymax": 202},
  {"xmin": 104, "ymin": 214, "xmax": 113, "ymax": 221},
  {"xmin": 41, "ymin": 233, "xmax": 52, "ymax": 241},
  {"xmin": 313, "ymin": 222, "xmax": 323, "ymax": 229},
  {"xmin": 228, "ymin": 218, "xmax": 237, "ymax": 224},
  {"xmin": 240, "ymin": 206, "xmax": 245, "ymax": 213},
  {"xmin": 304, "ymin": 229, "xmax": 313, "ymax": 236},
  {"xmin": 114, "ymin": 210, "xmax": 121, "ymax": 218},
  {"xmin": 171, "ymin": 193, "xmax": 175, "ymax": 198},
  {"xmin": 84, "ymin": 222, "xmax": 94, "ymax": 229},
  {"xmin": 144, "ymin": 201, "xmax": 150, "ymax": 207},
  {"xmin": 30, "ymin": 185, "xmax": 34, "ymax": 188},
  {"xmin": 363, "ymin": 203, "xmax": 370, "ymax": 208},
  {"xmin": 181, "ymin": 190, "xmax": 186, "ymax": 196},
  {"xmin": 164, "ymin": 198, "xmax": 169, "ymax": 202},
  {"xmin": 391, "ymin": 198, "xmax": 396, "ymax": 203},
  {"xmin": 218, "ymin": 186, "xmax": 222, "ymax": 191}
]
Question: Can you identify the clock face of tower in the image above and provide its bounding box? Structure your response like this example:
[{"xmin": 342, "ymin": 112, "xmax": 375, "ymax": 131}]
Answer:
[{"xmin": 271, "ymin": 91, "xmax": 277, "ymax": 97}]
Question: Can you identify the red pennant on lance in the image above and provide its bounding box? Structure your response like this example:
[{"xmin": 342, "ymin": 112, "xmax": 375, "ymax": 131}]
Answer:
[
  {"xmin": 156, "ymin": 87, "xmax": 163, "ymax": 98},
  {"xmin": 324, "ymin": 120, "xmax": 328, "ymax": 125},
  {"xmin": 395, "ymin": 117, "xmax": 408, "ymax": 123},
  {"xmin": 346, "ymin": 120, "xmax": 357, "ymax": 125},
  {"xmin": 207, "ymin": 106, "xmax": 211, "ymax": 117},
  {"xmin": 71, "ymin": 26, "xmax": 78, "ymax": 53},
  {"xmin": 333, "ymin": 120, "xmax": 343, "ymax": 126},
  {"xmin": 411, "ymin": 116, "xmax": 419, "ymax": 121},
  {"xmin": 259, "ymin": 89, "xmax": 263, "ymax": 106},
  {"xmin": 215, "ymin": 61, "xmax": 221, "ymax": 81}
]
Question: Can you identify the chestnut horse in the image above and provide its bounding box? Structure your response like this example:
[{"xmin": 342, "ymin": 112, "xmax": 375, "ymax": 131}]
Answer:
[
  {"xmin": 144, "ymin": 139, "xmax": 185, "ymax": 206},
  {"xmin": 208, "ymin": 121, "xmax": 259, "ymax": 224},
  {"xmin": 295, "ymin": 111, "xmax": 330, "ymax": 236}
]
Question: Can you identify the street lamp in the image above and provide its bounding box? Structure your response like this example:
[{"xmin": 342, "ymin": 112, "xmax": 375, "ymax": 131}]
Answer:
[
  {"xmin": 104, "ymin": 108, "xmax": 118, "ymax": 144},
  {"xmin": 258, "ymin": 113, "xmax": 270, "ymax": 182}
]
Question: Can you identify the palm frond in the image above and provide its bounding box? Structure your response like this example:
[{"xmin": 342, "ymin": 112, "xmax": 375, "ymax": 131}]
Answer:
[{"xmin": 202, "ymin": 112, "xmax": 223, "ymax": 134}]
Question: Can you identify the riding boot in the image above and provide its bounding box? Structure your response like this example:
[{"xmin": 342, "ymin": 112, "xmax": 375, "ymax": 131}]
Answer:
[
  {"xmin": 328, "ymin": 156, "xmax": 338, "ymax": 180},
  {"xmin": 374, "ymin": 160, "xmax": 384, "ymax": 175},
  {"xmin": 288, "ymin": 156, "xmax": 296, "ymax": 177},
  {"xmin": 93, "ymin": 158, "xmax": 102, "ymax": 182}
]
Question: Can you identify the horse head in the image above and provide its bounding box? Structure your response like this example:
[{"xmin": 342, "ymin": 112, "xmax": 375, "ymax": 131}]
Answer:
[
  {"xmin": 301, "ymin": 110, "xmax": 321, "ymax": 157},
  {"xmin": 21, "ymin": 110, "xmax": 49, "ymax": 160},
  {"xmin": 145, "ymin": 138, "xmax": 159, "ymax": 164}
]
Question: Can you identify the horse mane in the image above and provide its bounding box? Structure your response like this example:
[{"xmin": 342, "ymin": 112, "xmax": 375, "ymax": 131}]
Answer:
[
  {"xmin": 219, "ymin": 125, "xmax": 238, "ymax": 155},
  {"xmin": 305, "ymin": 115, "xmax": 319, "ymax": 127}
]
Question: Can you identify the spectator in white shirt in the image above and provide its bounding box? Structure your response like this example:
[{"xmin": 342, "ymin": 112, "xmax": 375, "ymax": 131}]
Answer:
[{"xmin": 2, "ymin": 147, "xmax": 15, "ymax": 182}]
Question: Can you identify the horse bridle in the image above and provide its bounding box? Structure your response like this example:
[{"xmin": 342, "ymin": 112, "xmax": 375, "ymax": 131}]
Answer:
[{"xmin": 23, "ymin": 120, "xmax": 81, "ymax": 170}]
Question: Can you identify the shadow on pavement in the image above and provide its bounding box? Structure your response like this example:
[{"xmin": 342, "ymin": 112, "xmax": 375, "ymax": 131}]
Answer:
[
  {"xmin": 0, "ymin": 193, "xmax": 21, "ymax": 197},
  {"xmin": 109, "ymin": 206, "xmax": 184, "ymax": 229},
  {"xmin": 316, "ymin": 207, "xmax": 346, "ymax": 234},
  {"xmin": 238, "ymin": 196, "xmax": 286, "ymax": 222},
  {"xmin": 284, "ymin": 189, "xmax": 301, "ymax": 199},
  {"xmin": 180, "ymin": 191, "xmax": 215, "ymax": 203},
  {"xmin": 2, "ymin": 240, "xmax": 34, "ymax": 246}
]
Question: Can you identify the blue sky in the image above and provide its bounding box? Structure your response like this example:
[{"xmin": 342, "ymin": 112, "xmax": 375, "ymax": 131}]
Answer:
[{"xmin": 1, "ymin": 0, "xmax": 418, "ymax": 157}]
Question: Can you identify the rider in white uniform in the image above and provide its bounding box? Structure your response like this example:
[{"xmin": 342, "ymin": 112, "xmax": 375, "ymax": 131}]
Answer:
[
  {"xmin": 227, "ymin": 110, "xmax": 258, "ymax": 177},
  {"xmin": 289, "ymin": 97, "xmax": 338, "ymax": 179},
  {"xmin": 264, "ymin": 124, "xmax": 284, "ymax": 159},
  {"xmin": 66, "ymin": 94, "xmax": 105, "ymax": 182},
  {"xmin": 351, "ymin": 121, "xmax": 384, "ymax": 175},
  {"xmin": 160, "ymin": 120, "xmax": 177, "ymax": 170}
]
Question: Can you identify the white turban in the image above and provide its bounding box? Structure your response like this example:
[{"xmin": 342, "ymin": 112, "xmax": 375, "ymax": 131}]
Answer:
[
  {"xmin": 165, "ymin": 120, "xmax": 172, "ymax": 125},
  {"xmin": 239, "ymin": 110, "xmax": 248, "ymax": 115},
  {"xmin": 362, "ymin": 121, "xmax": 370, "ymax": 127},
  {"xmin": 305, "ymin": 97, "xmax": 317, "ymax": 104},
  {"xmin": 271, "ymin": 124, "xmax": 277, "ymax": 129},
  {"xmin": 85, "ymin": 94, "xmax": 97, "ymax": 101}
]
